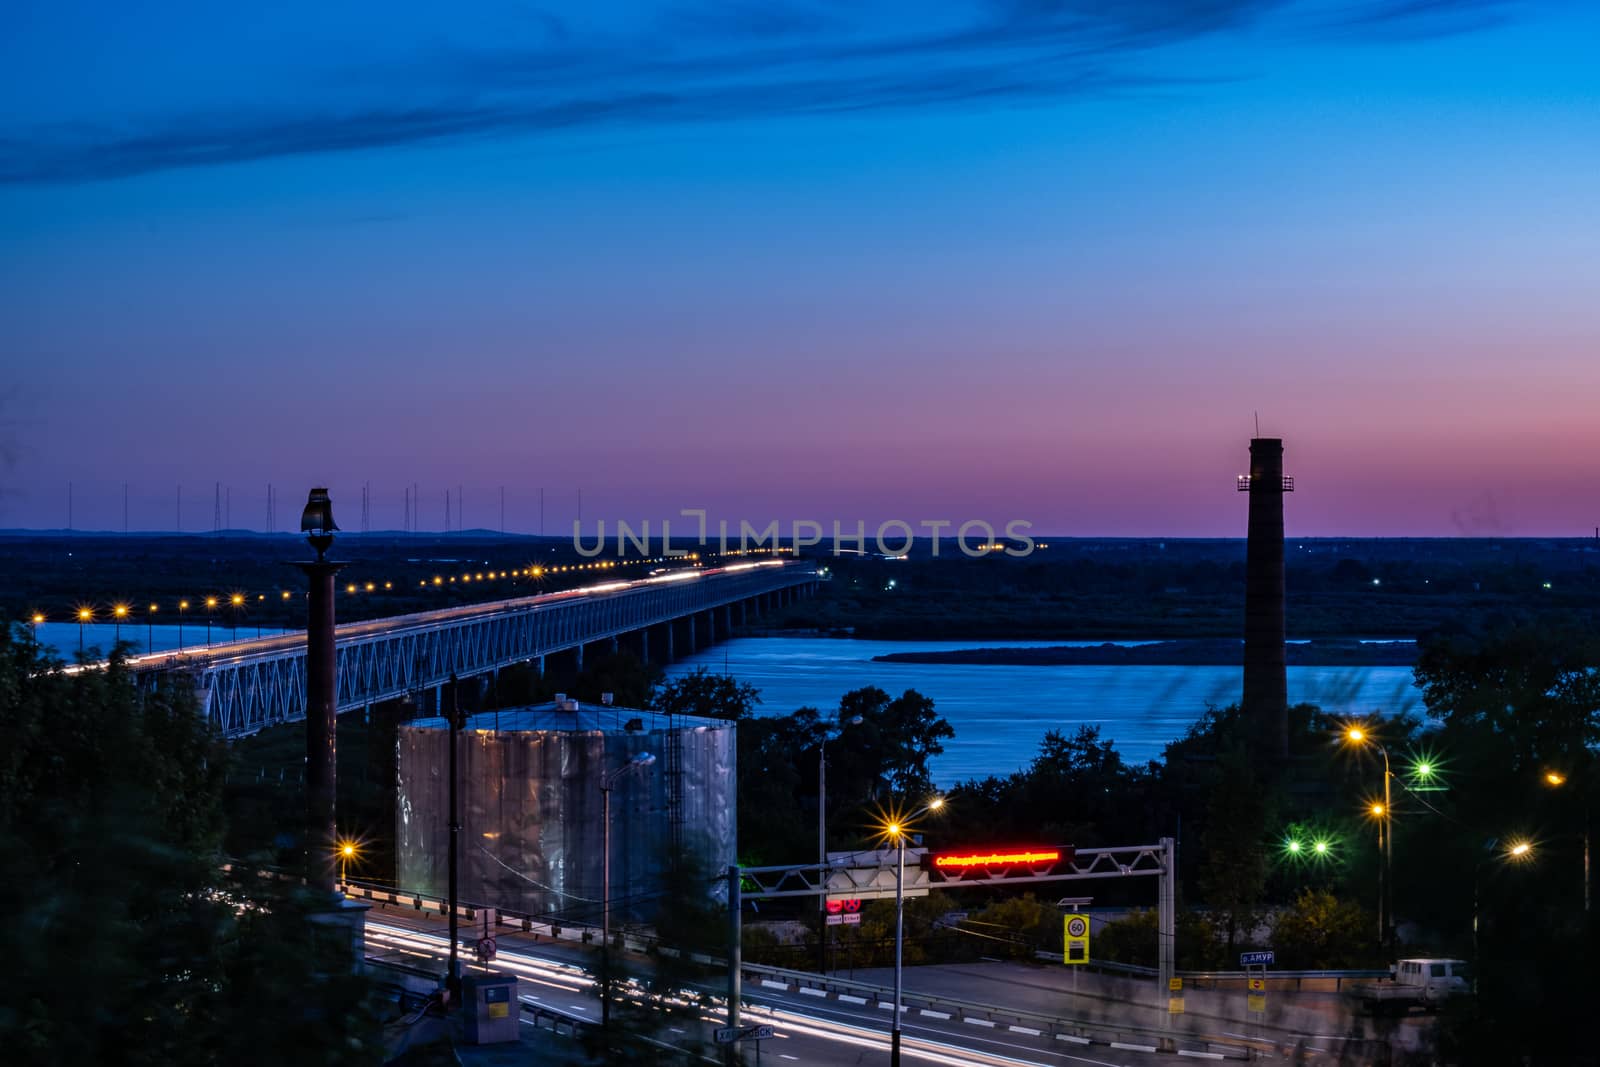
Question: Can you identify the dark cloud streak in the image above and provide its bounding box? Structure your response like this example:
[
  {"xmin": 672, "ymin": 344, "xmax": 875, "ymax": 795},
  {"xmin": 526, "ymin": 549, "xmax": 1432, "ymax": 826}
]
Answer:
[{"xmin": 0, "ymin": 0, "xmax": 1537, "ymax": 186}]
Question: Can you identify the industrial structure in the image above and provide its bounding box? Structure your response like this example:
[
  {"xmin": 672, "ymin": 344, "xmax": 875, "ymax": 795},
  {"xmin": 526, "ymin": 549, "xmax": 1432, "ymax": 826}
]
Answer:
[
  {"xmin": 1238, "ymin": 436, "xmax": 1293, "ymax": 758},
  {"xmin": 396, "ymin": 698, "xmax": 736, "ymax": 925}
]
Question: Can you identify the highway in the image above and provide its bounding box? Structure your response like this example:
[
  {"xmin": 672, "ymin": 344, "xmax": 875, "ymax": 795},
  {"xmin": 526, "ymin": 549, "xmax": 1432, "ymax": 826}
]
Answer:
[{"xmin": 364, "ymin": 911, "xmax": 1230, "ymax": 1066}]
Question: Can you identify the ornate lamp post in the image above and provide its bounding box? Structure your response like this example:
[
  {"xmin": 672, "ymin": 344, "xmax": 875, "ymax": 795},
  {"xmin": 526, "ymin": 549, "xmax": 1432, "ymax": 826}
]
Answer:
[{"xmin": 298, "ymin": 488, "xmax": 345, "ymax": 894}]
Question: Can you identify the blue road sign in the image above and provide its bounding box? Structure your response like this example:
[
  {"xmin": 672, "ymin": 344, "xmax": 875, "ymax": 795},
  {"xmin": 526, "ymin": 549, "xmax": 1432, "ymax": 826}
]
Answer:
[{"xmin": 1239, "ymin": 950, "xmax": 1275, "ymax": 967}]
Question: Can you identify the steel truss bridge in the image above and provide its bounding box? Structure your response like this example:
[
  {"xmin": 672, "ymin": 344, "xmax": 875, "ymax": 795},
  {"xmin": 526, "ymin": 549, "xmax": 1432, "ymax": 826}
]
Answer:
[{"xmin": 129, "ymin": 561, "xmax": 817, "ymax": 737}]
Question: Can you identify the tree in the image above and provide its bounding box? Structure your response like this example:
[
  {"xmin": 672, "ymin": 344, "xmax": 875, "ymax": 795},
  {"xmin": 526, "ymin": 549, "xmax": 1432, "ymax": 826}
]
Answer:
[
  {"xmin": 0, "ymin": 622, "xmax": 381, "ymax": 1065},
  {"xmin": 1195, "ymin": 749, "xmax": 1269, "ymax": 955},
  {"xmin": 1271, "ymin": 890, "xmax": 1371, "ymax": 968},
  {"xmin": 652, "ymin": 668, "xmax": 760, "ymax": 720}
]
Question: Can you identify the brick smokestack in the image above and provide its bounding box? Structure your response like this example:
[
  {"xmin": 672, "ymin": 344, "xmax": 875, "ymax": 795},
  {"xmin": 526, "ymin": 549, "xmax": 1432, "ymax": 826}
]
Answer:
[{"xmin": 1241, "ymin": 437, "xmax": 1290, "ymax": 759}]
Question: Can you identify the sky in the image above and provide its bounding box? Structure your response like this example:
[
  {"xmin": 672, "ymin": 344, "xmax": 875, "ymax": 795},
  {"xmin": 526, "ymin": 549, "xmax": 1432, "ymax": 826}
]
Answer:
[{"xmin": 1, "ymin": 0, "xmax": 1597, "ymax": 537}]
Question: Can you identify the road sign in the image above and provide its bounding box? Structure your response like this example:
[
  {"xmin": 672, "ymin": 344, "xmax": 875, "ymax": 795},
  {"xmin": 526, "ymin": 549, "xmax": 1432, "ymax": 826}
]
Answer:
[
  {"xmin": 1247, "ymin": 977, "xmax": 1265, "ymax": 993},
  {"xmin": 1169, "ymin": 977, "xmax": 1183, "ymax": 992},
  {"xmin": 826, "ymin": 850, "xmax": 928, "ymax": 900},
  {"xmin": 1247, "ymin": 994, "xmax": 1266, "ymax": 1013},
  {"xmin": 1168, "ymin": 997, "xmax": 1185, "ymax": 1015},
  {"xmin": 1240, "ymin": 950, "xmax": 1275, "ymax": 966},
  {"xmin": 1062, "ymin": 913, "xmax": 1090, "ymax": 964},
  {"xmin": 475, "ymin": 936, "xmax": 497, "ymax": 962},
  {"xmin": 715, "ymin": 1025, "xmax": 775, "ymax": 1044}
]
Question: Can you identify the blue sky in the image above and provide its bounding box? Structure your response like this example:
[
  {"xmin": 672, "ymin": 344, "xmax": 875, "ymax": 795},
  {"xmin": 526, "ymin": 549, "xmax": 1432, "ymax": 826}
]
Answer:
[{"xmin": 2, "ymin": 1, "xmax": 1597, "ymax": 535}]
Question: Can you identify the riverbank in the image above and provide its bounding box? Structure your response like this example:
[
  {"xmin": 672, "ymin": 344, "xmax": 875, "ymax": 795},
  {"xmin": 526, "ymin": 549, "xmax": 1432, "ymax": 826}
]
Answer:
[{"xmin": 873, "ymin": 638, "xmax": 1417, "ymax": 667}]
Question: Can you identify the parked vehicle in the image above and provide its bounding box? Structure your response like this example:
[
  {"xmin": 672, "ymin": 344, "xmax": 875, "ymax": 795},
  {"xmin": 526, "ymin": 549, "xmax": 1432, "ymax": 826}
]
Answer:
[{"xmin": 1349, "ymin": 958, "xmax": 1471, "ymax": 1015}]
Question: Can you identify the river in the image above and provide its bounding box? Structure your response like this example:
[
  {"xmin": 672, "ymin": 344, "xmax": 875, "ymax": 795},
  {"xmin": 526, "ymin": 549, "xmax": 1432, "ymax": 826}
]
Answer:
[{"xmin": 664, "ymin": 637, "xmax": 1421, "ymax": 785}]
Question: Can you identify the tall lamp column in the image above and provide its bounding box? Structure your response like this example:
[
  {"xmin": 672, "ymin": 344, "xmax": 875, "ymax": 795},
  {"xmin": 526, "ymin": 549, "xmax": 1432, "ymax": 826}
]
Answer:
[{"xmin": 297, "ymin": 488, "xmax": 345, "ymax": 896}]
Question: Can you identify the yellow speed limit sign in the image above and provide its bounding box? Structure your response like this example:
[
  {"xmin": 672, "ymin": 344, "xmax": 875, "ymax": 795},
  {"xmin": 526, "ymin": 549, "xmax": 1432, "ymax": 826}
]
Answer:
[{"xmin": 1062, "ymin": 913, "xmax": 1090, "ymax": 964}]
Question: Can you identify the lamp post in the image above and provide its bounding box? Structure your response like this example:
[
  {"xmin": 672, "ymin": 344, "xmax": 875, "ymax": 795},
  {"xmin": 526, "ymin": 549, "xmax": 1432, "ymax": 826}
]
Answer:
[
  {"xmin": 178, "ymin": 600, "xmax": 188, "ymax": 650},
  {"xmin": 600, "ymin": 752, "xmax": 656, "ymax": 1029},
  {"xmin": 77, "ymin": 607, "xmax": 92, "ymax": 653},
  {"xmin": 884, "ymin": 796, "xmax": 945, "ymax": 1067},
  {"xmin": 230, "ymin": 592, "xmax": 244, "ymax": 642},
  {"xmin": 1544, "ymin": 770, "xmax": 1592, "ymax": 914},
  {"xmin": 205, "ymin": 596, "xmax": 218, "ymax": 645},
  {"xmin": 31, "ymin": 612, "xmax": 44, "ymax": 644},
  {"xmin": 297, "ymin": 488, "xmax": 345, "ymax": 896},
  {"xmin": 1474, "ymin": 839, "xmax": 1534, "ymax": 983},
  {"xmin": 1345, "ymin": 726, "xmax": 1394, "ymax": 946},
  {"xmin": 818, "ymin": 713, "xmax": 863, "ymax": 974},
  {"xmin": 113, "ymin": 603, "xmax": 128, "ymax": 644},
  {"xmin": 147, "ymin": 603, "xmax": 157, "ymax": 654}
]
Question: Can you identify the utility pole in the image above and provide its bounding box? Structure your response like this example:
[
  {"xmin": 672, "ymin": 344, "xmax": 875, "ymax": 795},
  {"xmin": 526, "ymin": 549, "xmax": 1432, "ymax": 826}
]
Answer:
[{"xmin": 447, "ymin": 673, "xmax": 463, "ymax": 1001}]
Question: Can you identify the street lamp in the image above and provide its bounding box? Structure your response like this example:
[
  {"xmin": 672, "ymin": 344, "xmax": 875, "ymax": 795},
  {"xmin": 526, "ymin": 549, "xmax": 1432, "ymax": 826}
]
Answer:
[
  {"xmin": 1344, "ymin": 724, "xmax": 1394, "ymax": 946},
  {"xmin": 30, "ymin": 612, "xmax": 44, "ymax": 644},
  {"xmin": 338, "ymin": 839, "xmax": 359, "ymax": 885},
  {"xmin": 1474, "ymin": 838, "xmax": 1535, "ymax": 981},
  {"xmin": 113, "ymin": 603, "xmax": 129, "ymax": 644},
  {"xmin": 77, "ymin": 606, "xmax": 92, "ymax": 653},
  {"xmin": 230, "ymin": 592, "xmax": 244, "ymax": 642},
  {"xmin": 147, "ymin": 603, "xmax": 157, "ymax": 653},
  {"xmin": 818, "ymin": 713, "xmax": 863, "ymax": 973},
  {"xmin": 205, "ymin": 596, "xmax": 218, "ymax": 645},
  {"xmin": 600, "ymin": 752, "xmax": 656, "ymax": 1029},
  {"xmin": 178, "ymin": 600, "xmax": 189, "ymax": 650},
  {"xmin": 1543, "ymin": 770, "xmax": 1590, "ymax": 913},
  {"xmin": 881, "ymin": 795, "xmax": 946, "ymax": 1067}
]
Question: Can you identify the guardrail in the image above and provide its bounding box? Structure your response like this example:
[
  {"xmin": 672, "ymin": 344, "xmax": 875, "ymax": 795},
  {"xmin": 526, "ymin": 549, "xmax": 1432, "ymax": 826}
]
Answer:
[{"xmin": 1033, "ymin": 951, "xmax": 1387, "ymax": 992}]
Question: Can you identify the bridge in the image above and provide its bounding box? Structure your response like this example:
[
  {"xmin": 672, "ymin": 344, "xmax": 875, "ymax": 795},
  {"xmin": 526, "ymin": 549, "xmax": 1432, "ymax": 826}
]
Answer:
[{"xmin": 130, "ymin": 561, "xmax": 818, "ymax": 737}]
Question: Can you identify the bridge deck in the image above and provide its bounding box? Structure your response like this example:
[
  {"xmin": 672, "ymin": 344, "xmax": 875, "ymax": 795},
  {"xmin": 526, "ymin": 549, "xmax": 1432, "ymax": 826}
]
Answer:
[{"xmin": 131, "ymin": 560, "xmax": 816, "ymax": 736}]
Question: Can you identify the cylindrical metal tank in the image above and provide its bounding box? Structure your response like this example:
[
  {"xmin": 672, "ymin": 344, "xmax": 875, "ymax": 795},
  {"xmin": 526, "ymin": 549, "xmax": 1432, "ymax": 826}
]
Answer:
[{"xmin": 396, "ymin": 701, "xmax": 736, "ymax": 927}]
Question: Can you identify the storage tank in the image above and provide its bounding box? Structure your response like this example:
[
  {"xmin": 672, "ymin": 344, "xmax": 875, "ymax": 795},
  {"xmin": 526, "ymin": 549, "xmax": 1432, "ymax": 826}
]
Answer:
[{"xmin": 396, "ymin": 699, "xmax": 736, "ymax": 927}]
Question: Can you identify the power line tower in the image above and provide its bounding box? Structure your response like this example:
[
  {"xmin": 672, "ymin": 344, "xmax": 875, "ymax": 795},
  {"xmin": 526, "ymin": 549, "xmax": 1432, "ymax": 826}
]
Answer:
[{"xmin": 213, "ymin": 482, "xmax": 221, "ymax": 533}]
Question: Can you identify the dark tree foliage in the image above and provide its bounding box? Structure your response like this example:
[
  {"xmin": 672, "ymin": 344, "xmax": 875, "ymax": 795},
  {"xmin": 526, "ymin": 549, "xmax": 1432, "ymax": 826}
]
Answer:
[
  {"xmin": 652, "ymin": 667, "xmax": 761, "ymax": 720},
  {"xmin": 0, "ymin": 623, "xmax": 380, "ymax": 1066}
]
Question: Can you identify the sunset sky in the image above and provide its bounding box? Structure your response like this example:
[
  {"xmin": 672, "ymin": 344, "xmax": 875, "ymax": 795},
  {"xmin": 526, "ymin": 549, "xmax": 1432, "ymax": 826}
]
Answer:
[{"xmin": 3, "ymin": 1, "xmax": 1597, "ymax": 536}]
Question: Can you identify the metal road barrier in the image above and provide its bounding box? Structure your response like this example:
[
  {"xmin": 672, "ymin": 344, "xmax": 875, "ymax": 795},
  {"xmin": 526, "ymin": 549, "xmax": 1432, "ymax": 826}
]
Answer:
[{"xmin": 1034, "ymin": 951, "xmax": 1388, "ymax": 992}]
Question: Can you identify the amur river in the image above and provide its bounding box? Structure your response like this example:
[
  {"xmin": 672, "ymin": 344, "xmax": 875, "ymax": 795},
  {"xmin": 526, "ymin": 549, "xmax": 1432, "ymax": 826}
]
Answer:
[{"xmin": 666, "ymin": 637, "xmax": 1421, "ymax": 785}]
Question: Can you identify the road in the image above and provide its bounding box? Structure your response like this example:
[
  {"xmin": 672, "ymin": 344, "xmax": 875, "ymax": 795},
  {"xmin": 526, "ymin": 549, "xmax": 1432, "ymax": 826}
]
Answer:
[{"xmin": 364, "ymin": 911, "xmax": 1237, "ymax": 1066}]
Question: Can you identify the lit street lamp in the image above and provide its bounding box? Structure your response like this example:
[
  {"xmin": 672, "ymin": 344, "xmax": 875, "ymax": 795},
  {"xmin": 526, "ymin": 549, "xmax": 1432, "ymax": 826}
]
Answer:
[
  {"xmin": 1543, "ymin": 769, "xmax": 1591, "ymax": 913},
  {"xmin": 1344, "ymin": 725, "xmax": 1394, "ymax": 945},
  {"xmin": 77, "ymin": 606, "xmax": 92, "ymax": 653},
  {"xmin": 818, "ymin": 712, "xmax": 863, "ymax": 973},
  {"xmin": 600, "ymin": 751, "xmax": 656, "ymax": 1029},
  {"xmin": 147, "ymin": 603, "xmax": 158, "ymax": 654},
  {"xmin": 178, "ymin": 600, "xmax": 189, "ymax": 650},
  {"xmin": 205, "ymin": 596, "xmax": 218, "ymax": 645},
  {"xmin": 113, "ymin": 603, "xmax": 129, "ymax": 644},
  {"xmin": 338, "ymin": 839, "xmax": 359, "ymax": 885},
  {"xmin": 882, "ymin": 795, "xmax": 946, "ymax": 1067},
  {"xmin": 230, "ymin": 592, "xmax": 244, "ymax": 642},
  {"xmin": 1474, "ymin": 838, "xmax": 1535, "ymax": 981}
]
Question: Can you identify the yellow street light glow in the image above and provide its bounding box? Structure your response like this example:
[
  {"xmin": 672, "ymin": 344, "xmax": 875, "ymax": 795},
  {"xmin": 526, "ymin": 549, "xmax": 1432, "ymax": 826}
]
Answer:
[
  {"xmin": 886, "ymin": 823, "xmax": 901, "ymax": 837},
  {"xmin": 148, "ymin": 603, "xmax": 158, "ymax": 613},
  {"xmin": 32, "ymin": 612, "xmax": 45, "ymax": 624},
  {"xmin": 364, "ymin": 582, "xmax": 375, "ymax": 592},
  {"xmin": 1346, "ymin": 726, "xmax": 1366, "ymax": 743},
  {"xmin": 205, "ymin": 597, "xmax": 218, "ymax": 609},
  {"xmin": 230, "ymin": 594, "xmax": 244, "ymax": 607},
  {"xmin": 1509, "ymin": 841, "xmax": 1532, "ymax": 858},
  {"xmin": 1370, "ymin": 803, "xmax": 1385, "ymax": 817},
  {"xmin": 346, "ymin": 583, "xmax": 357, "ymax": 594},
  {"xmin": 1545, "ymin": 772, "xmax": 1567, "ymax": 787},
  {"xmin": 78, "ymin": 607, "xmax": 92, "ymax": 622},
  {"xmin": 340, "ymin": 841, "xmax": 357, "ymax": 858},
  {"xmin": 928, "ymin": 796, "xmax": 945, "ymax": 811},
  {"xmin": 180, "ymin": 600, "xmax": 190, "ymax": 610},
  {"xmin": 113, "ymin": 604, "xmax": 129, "ymax": 619},
  {"xmin": 282, "ymin": 591, "xmax": 291, "ymax": 600}
]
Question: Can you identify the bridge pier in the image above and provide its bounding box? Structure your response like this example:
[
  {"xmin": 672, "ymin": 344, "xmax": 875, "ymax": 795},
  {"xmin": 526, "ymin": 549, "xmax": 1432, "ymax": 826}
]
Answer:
[
  {"xmin": 707, "ymin": 609, "xmax": 716, "ymax": 645},
  {"xmin": 609, "ymin": 635, "xmax": 619, "ymax": 655},
  {"xmin": 639, "ymin": 628, "xmax": 650, "ymax": 663},
  {"xmin": 666, "ymin": 621, "xmax": 676, "ymax": 661},
  {"xmin": 536, "ymin": 654, "xmax": 546, "ymax": 678},
  {"xmin": 574, "ymin": 643, "xmax": 585, "ymax": 673}
]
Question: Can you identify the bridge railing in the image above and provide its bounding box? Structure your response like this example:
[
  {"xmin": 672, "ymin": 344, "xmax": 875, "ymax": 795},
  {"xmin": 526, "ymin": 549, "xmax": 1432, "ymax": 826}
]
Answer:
[{"xmin": 142, "ymin": 562, "xmax": 816, "ymax": 736}]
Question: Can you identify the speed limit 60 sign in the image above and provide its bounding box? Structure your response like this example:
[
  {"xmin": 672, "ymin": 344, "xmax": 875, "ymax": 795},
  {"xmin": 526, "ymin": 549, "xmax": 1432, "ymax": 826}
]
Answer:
[{"xmin": 1062, "ymin": 913, "xmax": 1090, "ymax": 964}]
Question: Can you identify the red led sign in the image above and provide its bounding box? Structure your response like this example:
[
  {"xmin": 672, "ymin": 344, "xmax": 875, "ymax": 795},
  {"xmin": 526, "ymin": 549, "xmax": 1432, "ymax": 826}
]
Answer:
[{"xmin": 934, "ymin": 849, "xmax": 1062, "ymax": 869}]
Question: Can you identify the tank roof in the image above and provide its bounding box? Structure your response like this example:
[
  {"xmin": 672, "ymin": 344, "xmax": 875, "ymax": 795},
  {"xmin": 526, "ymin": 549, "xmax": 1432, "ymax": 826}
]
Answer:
[{"xmin": 406, "ymin": 700, "xmax": 731, "ymax": 734}]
